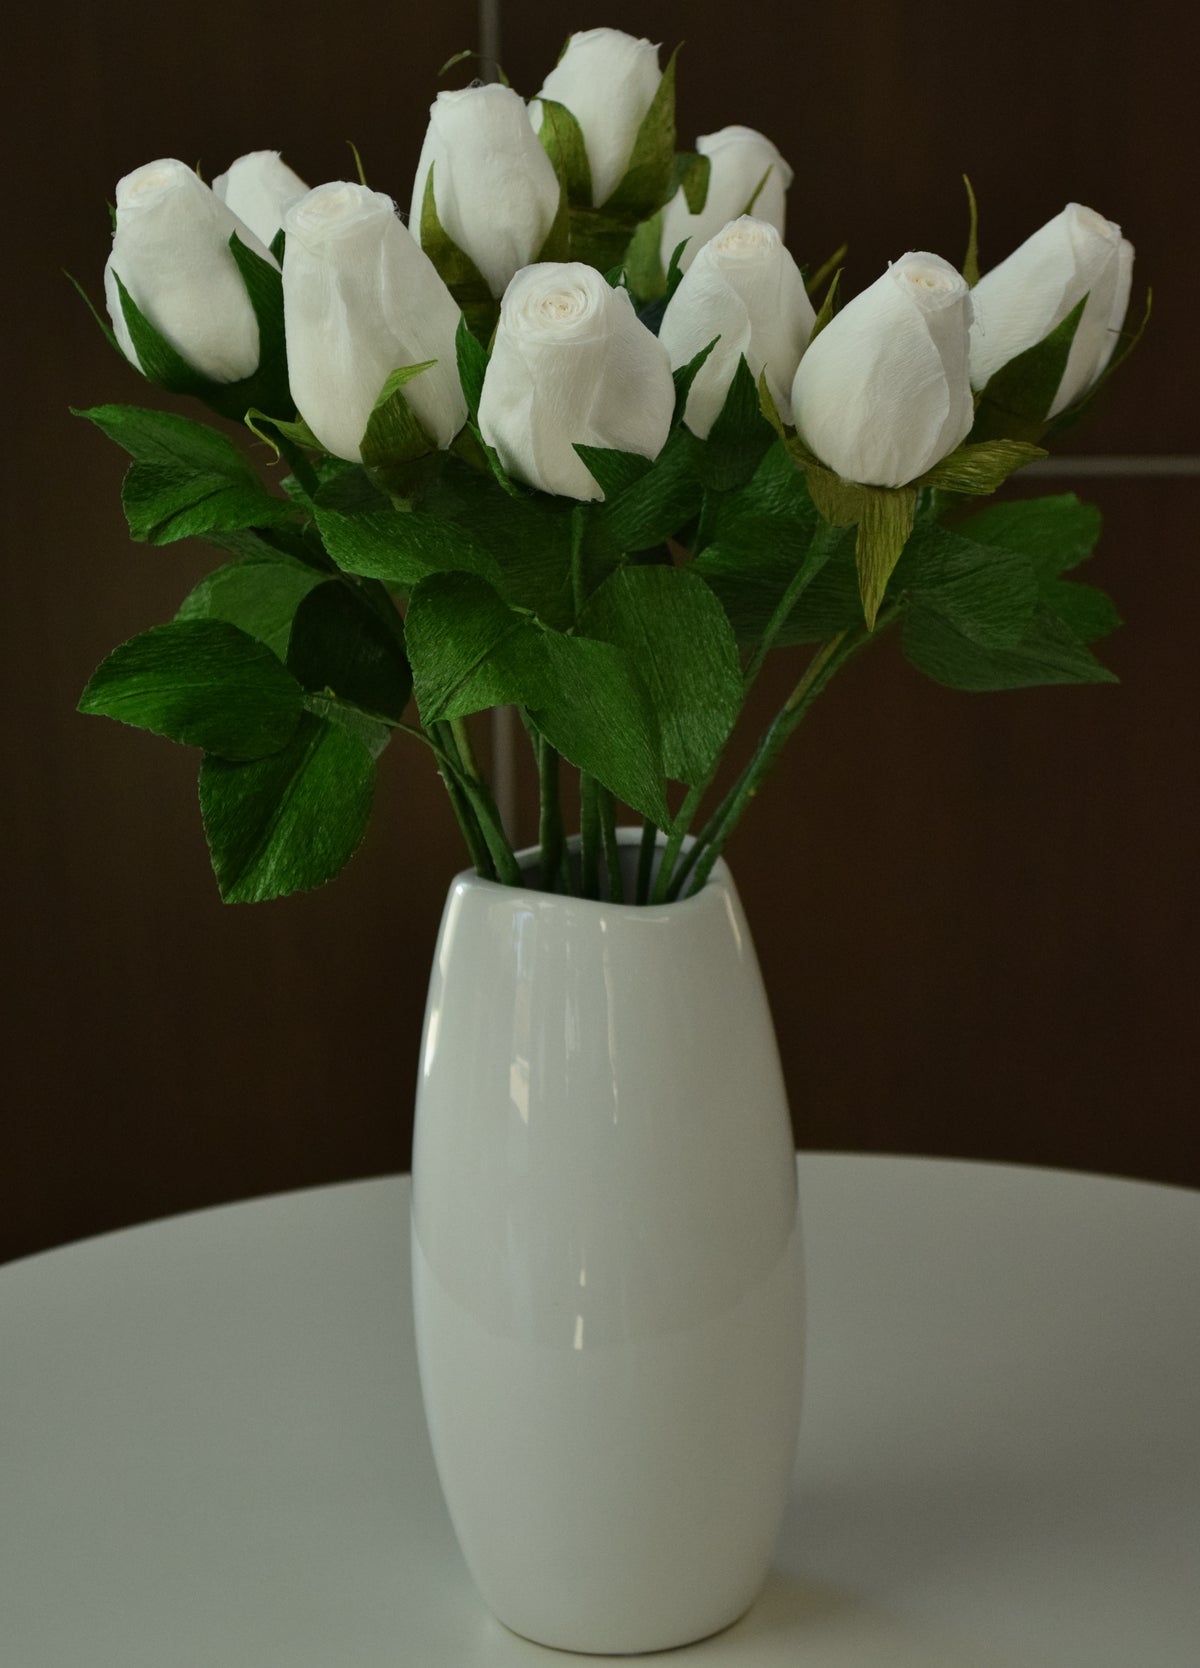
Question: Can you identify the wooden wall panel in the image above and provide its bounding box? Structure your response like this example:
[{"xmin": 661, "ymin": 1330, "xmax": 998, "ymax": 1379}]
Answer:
[{"xmin": 3, "ymin": 0, "xmax": 1196, "ymax": 1261}]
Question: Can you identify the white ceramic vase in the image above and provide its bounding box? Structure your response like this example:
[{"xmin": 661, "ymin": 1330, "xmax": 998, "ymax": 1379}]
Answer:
[{"xmin": 410, "ymin": 830, "xmax": 803, "ymax": 1654}]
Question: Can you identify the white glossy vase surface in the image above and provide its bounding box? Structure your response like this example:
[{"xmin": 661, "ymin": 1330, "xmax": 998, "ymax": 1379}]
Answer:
[{"xmin": 411, "ymin": 834, "xmax": 803, "ymax": 1654}]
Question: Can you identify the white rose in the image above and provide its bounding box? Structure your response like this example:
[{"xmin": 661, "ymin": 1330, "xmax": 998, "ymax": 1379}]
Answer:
[
  {"xmin": 658, "ymin": 216, "xmax": 815, "ymax": 437},
  {"xmin": 969, "ymin": 202, "xmax": 1134, "ymax": 416},
  {"xmin": 478, "ymin": 263, "xmax": 674, "ymax": 501},
  {"xmin": 792, "ymin": 252, "xmax": 974, "ymax": 488},
  {"xmin": 281, "ymin": 182, "xmax": 467, "ymax": 462},
  {"xmin": 411, "ymin": 84, "xmax": 561, "ymax": 298},
  {"xmin": 212, "ymin": 150, "xmax": 309, "ymax": 248},
  {"xmin": 530, "ymin": 27, "xmax": 661, "ymax": 207},
  {"xmin": 659, "ymin": 126, "xmax": 791, "ymax": 274},
  {"xmin": 104, "ymin": 158, "xmax": 276, "ymax": 383}
]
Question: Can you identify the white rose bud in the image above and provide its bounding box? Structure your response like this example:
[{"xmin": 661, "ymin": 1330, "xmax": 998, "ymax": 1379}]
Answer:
[
  {"xmin": 104, "ymin": 158, "xmax": 276, "ymax": 384},
  {"xmin": 531, "ymin": 27, "xmax": 661, "ymax": 207},
  {"xmin": 212, "ymin": 150, "xmax": 309, "ymax": 248},
  {"xmin": 411, "ymin": 85, "xmax": 561, "ymax": 298},
  {"xmin": 281, "ymin": 182, "xmax": 467, "ymax": 462},
  {"xmin": 658, "ymin": 216, "xmax": 815, "ymax": 437},
  {"xmin": 479, "ymin": 262, "xmax": 674, "ymax": 501},
  {"xmin": 659, "ymin": 126, "xmax": 791, "ymax": 274},
  {"xmin": 969, "ymin": 202, "xmax": 1134, "ymax": 416},
  {"xmin": 792, "ymin": 252, "xmax": 974, "ymax": 488}
]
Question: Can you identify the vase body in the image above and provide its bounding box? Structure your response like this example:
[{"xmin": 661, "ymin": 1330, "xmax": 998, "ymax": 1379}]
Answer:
[{"xmin": 410, "ymin": 833, "xmax": 803, "ymax": 1654}]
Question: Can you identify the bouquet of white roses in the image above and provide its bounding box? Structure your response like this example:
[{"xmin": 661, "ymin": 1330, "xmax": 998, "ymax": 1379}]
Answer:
[{"xmin": 76, "ymin": 26, "xmax": 1141, "ymax": 906}]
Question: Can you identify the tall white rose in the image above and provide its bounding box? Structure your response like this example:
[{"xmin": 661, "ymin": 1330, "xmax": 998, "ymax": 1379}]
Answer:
[
  {"xmin": 969, "ymin": 202, "xmax": 1134, "ymax": 416},
  {"xmin": 479, "ymin": 263, "xmax": 674, "ymax": 501},
  {"xmin": 104, "ymin": 158, "xmax": 275, "ymax": 383},
  {"xmin": 411, "ymin": 85, "xmax": 561, "ymax": 298},
  {"xmin": 658, "ymin": 216, "xmax": 815, "ymax": 437},
  {"xmin": 530, "ymin": 27, "xmax": 661, "ymax": 206},
  {"xmin": 792, "ymin": 252, "xmax": 974, "ymax": 488},
  {"xmin": 212, "ymin": 150, "xmax": 309, "ymax": 247},
  {"xmin": 659, "ymin": 127, "xmax": 791, "ymax": 274},
  {"xmin": 282, "ymin": 182, "xmax": 467, "ymax": 462}
]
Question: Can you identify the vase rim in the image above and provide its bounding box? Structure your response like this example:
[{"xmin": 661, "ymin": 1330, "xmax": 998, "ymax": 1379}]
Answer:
[{"xmin": 447, "ymin": 825, "xmax": 732, "ymax": 913}]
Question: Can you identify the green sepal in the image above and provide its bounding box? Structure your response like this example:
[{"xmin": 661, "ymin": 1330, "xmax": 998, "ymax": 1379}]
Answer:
[
  {"xmin": 804, "ymin": 244, "xmax": 847, "ymax": 307},
  {"xmin": 703, "ymin": 355, "xmax": 777, "ymax": 491},
  {"xmin": 1046, "ymin": 287, "xmax": 1152, "ymax": 439},
  {"xmin": 854, "ymin": 488, "xmax": 918, "ymax": 630},
  {"xmin": 916, "ymin": 438, "xmax": 1045, "ymax": 494},
  {"xmin": 358, "ymin": 362, "xmax": 439, "ymax": 485},
  {"xmin": 536, "ymin": 97, "xmax": 594, "ymax": 206},
  {"xmin": 109, "ymin": 234, "xmax": 291, "ymax": 422},
  {"xmin": 65, "ymin": 269, "xmax": 121, "ymax": 354},
  {"xmin": 78, "ymin": 619, "xmax": 304, "ymax": 759},
  {"xmin": 970, "ymin": 299, "xmax": 1087, "ymax": 443},
  {"xmin": 245, "ymin": 407, "xmax": 327, "ymax": 458},
  {"xmin": 673, "ymin": 149, "xmax": 711, "ymax": 215},
  {"xmin": 577, "ymin": 426, "xmax": 704, "ymax": 561},
  {"xmin": 455, "ymin": 314, "xmax": 489, "ymax": 421},
  {"xmin": 808, "ymin": 267, "xmax": 842, "ymax": 341},
  {"xmin": 962, "ymin": 175, "xmax": 980, "ymax": 288},
  {"xmin": 672, "ymin": 338, "xmax": 719, "ymax": 424},
  {"xmin": 604, "ymin": 45, "xmax": 679, "ymax": 219},
  {"xmin": 285, "ymin": 579, "xmax": 413, "ymax": 720},
  {"xmin": 419, "ymin": 166, "xmax": 497, "ymax": 341},
  {"xmin": 199, "ymin": 713, "xmax": 375, "ymax": 902},
  {"xmin": 624, "ymin": 212, "xmax": 666, "ymax": 303}
]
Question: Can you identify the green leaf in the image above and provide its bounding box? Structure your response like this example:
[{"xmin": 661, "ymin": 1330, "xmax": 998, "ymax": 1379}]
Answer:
[
  {"xmin": 958, "ymin": 494, "xmax": 1102, "ymax": 577},
  {"xmin": 970, "ymin": 298, "xmax": 1086, "ymax": 443},
  {"xmin": 199, "ymin": 713, "xmax": 375, "ymax": 902},
  {"xmin": 1041, "ymin": 578, "xmax": 1122, "ymax": 644},
  {"xmin": 903, "ymin": 603, "xmax": 1118, "ymax": 692},
  {"xmin": 120, "ymin": 463, "xmax": 296, "ymax": 545},
  {"xmin": 893, "ymin": 524, "xmax": 1038, "ymax": 647},
  {"xmin": 579, "ymin": 426, "xmax": 704, "ymax": 559},
  {"xmin": 177, "ymin": 553, "xmax": 328, "ymax": 658},
  {"xmin": 529, "ymin": 633, "xmax": 669, "ymax": 825},
  {"xmin": 419, "ymin": 166, "xmax": 497, "ymax": 340},
  {"xmin": 76, "ymin": 402, "xmax": 257, "ymax": 472},
  {"xmin": 79, "ymin": 620, "xmax": 303, "ymax": 758},
  {"xmin": 286, "ymin": 580, "xmax": 412, "ymax": 719},
  {"xmin": 580, "ymin": 565, "xmax": 742, "ymax": 781},
  {"xmin": 405, "ymin": 572, "xmax": 547, "ymax": 723},
  {"xmin": 314, "ymin": 504, "xmax": 504, "ymax": 590}
]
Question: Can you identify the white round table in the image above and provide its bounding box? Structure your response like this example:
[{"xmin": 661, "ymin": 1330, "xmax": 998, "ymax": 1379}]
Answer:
[{"xmin": 2, "ymin": 1157, "xmax": 1197, "ymax": 1666}]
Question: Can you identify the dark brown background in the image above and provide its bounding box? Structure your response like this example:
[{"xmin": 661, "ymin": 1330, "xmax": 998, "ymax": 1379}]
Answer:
[{"xmin": 4, "ymin": 1, "xmax": 1197, "ymax": 1263}]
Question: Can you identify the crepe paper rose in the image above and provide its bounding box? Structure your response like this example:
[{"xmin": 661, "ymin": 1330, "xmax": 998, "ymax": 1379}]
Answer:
[
  {"xmin": 530, "ymin": 26, "xmax": 661, "ymax": 207},
  {"xmin": 658, "ymin": 216, "xmax": 815, "ymax": 438},
  {"xmin": 411, "ymin": 84, "xmax": 561, "ymax": 298},
  {"xmin": 212, "ymin": 150, "xmax": 309, "ymax": 248},
  {"xmin": 792, "ymin": 252, "xmax": 974, "ymax": 488},
  {"xmin": 478, "ymin": 262, "xmax": 674, "ymax": 501},
  {"xmin": 104, "ymin": 158, "xmax": 275, "ymax": 383},
  {"xmin": 281, "ymin": 182, "xmax": 467, "ymax": 461},
  {"xmin": 969, "ymin": 202, "xmax": 1134, "ymax": 416},
  {"xmin": 659, "ymin": 126, "xmax": 791, "ymax": 274}
]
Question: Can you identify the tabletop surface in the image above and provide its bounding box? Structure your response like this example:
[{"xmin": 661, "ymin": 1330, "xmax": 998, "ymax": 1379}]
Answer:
[{"xmin": 2, "ymin": 1155, "xmax": 1198, "ymax": 1668}]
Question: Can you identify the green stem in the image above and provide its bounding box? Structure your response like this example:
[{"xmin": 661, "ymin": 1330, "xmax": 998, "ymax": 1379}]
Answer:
[
  {"xmin": 636, "ymin": 818, "xmax": 659, "ymax": 905},
  {"xmin": 537, "ymin": 737, "xmax": 567, "ymax": 893},
  {"xmin": 650, "ymin": 779, "xmax": 706, "ymax": 906},
  {"xmin": 675, "ymin": 609, "xmax": 900, "ymax": 900},
  {"xmin": 741, "ymin": 519, "xmax": 842, "ymax": 692},
  {"xmin": 433, "ymin": 719, "xmax": 522, "ymax": 886},
  {"xmin": 598, "ymin": 786, "xmax": 624, "ymax": 903},
  {"xmin": 402, "ymin": 720, "xmax": 495, "ymax": 879},
  {"xmin": 579, "ymin": 774, "xmax": 601, "ymax": 900}
]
